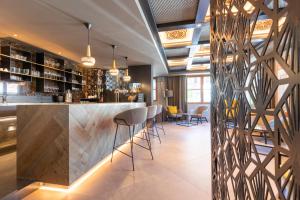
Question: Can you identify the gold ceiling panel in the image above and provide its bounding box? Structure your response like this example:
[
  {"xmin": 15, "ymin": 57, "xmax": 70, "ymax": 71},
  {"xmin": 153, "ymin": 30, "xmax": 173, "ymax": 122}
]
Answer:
[
  {"xmin": 159, "ymin": 28, "xmax": 194, "ymax": 48},
  {"xmin": 166, "ymin": 29, "xmax": 187, "ymax": 40},
  {"xmin": 188, "ymin": 64, "xmax": 210, "ymax": 71},
  {"xmin": 167, "ymin": 58, "xmax": 188, "ymax": 67},
  {"xmin": 194, "ymin": 44, "xmax": 211, "ymax": 57}
]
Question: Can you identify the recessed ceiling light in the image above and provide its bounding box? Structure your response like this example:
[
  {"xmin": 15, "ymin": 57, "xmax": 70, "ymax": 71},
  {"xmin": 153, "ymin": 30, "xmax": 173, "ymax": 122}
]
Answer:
[
  {"xmin": 58, "ymin": 52, "xmax": 62, "ymax": 55},
  {"xmin": 196, "ymin": 24, "xmax": 202, "ymax": 27},
  {"xmin": 13, "ymin": 34, "xmax": 18, "ymax": 37}
]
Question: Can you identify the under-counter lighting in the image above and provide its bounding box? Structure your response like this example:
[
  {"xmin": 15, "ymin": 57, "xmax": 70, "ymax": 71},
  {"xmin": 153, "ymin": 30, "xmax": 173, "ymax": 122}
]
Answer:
[
  {"xmin": 0, "ymin": 116, "xmax": 17, "ymax": 122},
  {"xmin": 40, "ymin": 154, "xmax": 112, "ymax": 193},
  {"xmin": 39, "ymin": 130, "xmax": 143, "ymax": 193}
]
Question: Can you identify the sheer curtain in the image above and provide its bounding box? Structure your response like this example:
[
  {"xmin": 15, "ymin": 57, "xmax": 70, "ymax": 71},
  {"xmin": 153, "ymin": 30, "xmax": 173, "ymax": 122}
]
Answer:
[{"xmin": 166, "ymin": 76, "xmax": 187, "ymax": 113}]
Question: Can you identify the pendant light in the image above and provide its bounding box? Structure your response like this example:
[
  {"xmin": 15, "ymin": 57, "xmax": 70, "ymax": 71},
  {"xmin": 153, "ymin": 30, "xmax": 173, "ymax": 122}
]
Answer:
[
  {"xmin": 81, "ymin": 23, "xmax": 96, "ymax": 67},
  {"xmin": 123, "ymin": 57, "xmax": 131, "ymax": 82},
  {"xmin": 109, "ymin": 45, "xmax": 119, "ymax": 76}
]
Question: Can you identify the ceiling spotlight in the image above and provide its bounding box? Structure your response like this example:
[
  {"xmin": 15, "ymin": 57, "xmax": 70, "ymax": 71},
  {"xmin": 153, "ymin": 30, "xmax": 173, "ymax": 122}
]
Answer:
[
  {"xmin": 81, "ymin": 23, "xmax": 96, "ymax": 67},
  {"xmin": 13, "ymin": 34, "xmax": 18, "ymax": 37},
  {"xmin": 196, "ymin": 23, "xmax": 202, "ymax": 27}
]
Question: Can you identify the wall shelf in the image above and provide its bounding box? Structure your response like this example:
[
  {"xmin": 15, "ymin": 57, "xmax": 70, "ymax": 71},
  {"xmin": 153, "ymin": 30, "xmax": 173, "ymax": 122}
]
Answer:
[{"xmin": 0, "ymin": 45, "xmax": 83, "ymax": 94}]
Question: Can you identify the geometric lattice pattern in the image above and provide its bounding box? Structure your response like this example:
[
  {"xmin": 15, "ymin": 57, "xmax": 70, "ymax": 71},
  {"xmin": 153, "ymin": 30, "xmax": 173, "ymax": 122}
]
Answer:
[{"xmin": 211, "ymin": 0, "xmax": 300, "ymax": 199}]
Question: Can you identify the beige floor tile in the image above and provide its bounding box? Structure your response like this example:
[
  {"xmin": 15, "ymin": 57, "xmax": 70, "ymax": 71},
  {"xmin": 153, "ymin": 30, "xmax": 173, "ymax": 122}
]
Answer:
[{"xmin": 23, "ymin": 122, "xmax": 212, "ymax": 200}]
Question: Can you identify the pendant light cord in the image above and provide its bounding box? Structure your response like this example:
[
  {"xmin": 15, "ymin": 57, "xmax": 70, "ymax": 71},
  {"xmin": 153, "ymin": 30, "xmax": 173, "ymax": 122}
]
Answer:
[
  {"xmin": 125, "ymin": 57, "xmax": 128, "ymax": 75},
  {"xmin": 112, "ymin": 45, "xmax": 115, "ymax": 60},
  {"xmin": 88, "ymin": 26, "xmax": 90, "ymax": 46},
  {"xmin": 84, "ymin": 22, "xmax": 92, "ymax": 46}
]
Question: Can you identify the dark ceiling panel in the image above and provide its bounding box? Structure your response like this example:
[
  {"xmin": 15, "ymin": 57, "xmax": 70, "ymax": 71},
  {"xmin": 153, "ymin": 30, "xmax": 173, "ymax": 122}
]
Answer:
[
  {"xmin": 157, "ymin": 20, "xmax": 196, "ymax": 31},
  {"xmin": 147, "ymin": 0, "xmax": 199, "ymax": 24},
  {"xmin": 192, "ymin": 56, "xmax": 210, "ymax": 64},
  {"xmin": 169, "ymin": 65, "xmax": 187, "ymax": 71},
  {"xmin": 165, "ymin": 48, "xmax": 190, "ymax": 58}
]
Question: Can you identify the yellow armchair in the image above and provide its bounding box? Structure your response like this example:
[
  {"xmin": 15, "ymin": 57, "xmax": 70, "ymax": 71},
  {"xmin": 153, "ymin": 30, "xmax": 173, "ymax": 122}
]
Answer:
[{"xmin": 225, "ymin": 99, "xmax": 238, "ymax": 119}]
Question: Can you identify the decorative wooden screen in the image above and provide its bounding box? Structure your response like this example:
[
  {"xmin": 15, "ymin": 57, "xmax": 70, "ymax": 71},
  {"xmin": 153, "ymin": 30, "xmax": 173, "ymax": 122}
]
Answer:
[{"xmin": 210, "ymin": 0, "xmax": 300, "ymax": 199}]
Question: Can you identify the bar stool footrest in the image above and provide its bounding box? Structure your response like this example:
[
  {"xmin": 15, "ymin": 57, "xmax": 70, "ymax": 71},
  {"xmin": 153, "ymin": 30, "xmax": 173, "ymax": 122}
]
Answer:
[
  {"xmin": 132, "ymin": 141, "xmax": 151, "ymax": 151},
  {"xmin": 113, "ymin": 148, "xmax": 133, "ymax": 158}
]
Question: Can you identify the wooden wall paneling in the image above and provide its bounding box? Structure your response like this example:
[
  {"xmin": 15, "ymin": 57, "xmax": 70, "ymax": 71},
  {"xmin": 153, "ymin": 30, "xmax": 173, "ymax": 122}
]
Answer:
[{"xmin": 17, "ymin": 103, "xmax": 145, "ymax": 186}]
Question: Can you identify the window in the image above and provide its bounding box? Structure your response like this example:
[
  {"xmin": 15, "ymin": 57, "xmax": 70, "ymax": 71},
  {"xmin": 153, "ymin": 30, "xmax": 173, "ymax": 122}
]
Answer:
[
  {"xmin": 0, "ymin": 82, "xmax": 3, "ymax": 94},
  {"xmin": 203, "ymin": 76, "xmax": 211, "ymax": 102},
  {"xmin": 187, "ymin": 76, "xmax": 211, "ymax": 103},
  {"xmin": 187, "ymin": 77, "xmax": 201, "ymax": 103},
  {"xmin": 153, "ymin": 78, "xmax": 157, "ymax": 101}
]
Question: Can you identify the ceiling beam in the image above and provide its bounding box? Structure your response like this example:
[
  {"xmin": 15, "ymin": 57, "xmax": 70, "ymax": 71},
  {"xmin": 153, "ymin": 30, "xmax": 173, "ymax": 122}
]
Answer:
[
  {"xmin": 195, "ymin": 0, "xmax": 210, "ymax": 24},
  {"xmin": 164, "ymin": 45, "xmax": 193, "ymax": 50},
  {"xmin": 167, "ymin": 69, "xmax": 210, "ymax": 76},
  {"xmin": 198, "ymin": 40, "xmax": 210, "ymax": 45},
  {"xmin": 167, "ymin": 55, "xmax": 189, "ymax": 60},
  {"xmin": 157, "ymin": 20, "xmax": 196, "ymax": 32},
  {"xmin": 186, "ymin": 0, "xmax": 210, "ymax": 71},
  {"xmin": 135, "ymin": 0, "xmax": 169, "ymax": 72}
]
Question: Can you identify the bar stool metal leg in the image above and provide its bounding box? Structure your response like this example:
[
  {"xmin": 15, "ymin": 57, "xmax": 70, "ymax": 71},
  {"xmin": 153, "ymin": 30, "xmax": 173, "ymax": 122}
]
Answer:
[
  {"xmin": 129, "ymin": 125, "xmax": 135, "ymax": 171},
  {"xmin": 158, "ymin": 113, "xmax": 166, "ymax": 135},
  {"xmin": 147, "ymin": 119, "xmax": 161, "ymax": 144},
  {"xmin": 153, "ymin": 120, "xmax": 161, "ymax": 144},
  {"xmin": 111, "ymin": 124, "xmax": 119, "ymax": 163},
  {"xmin": 145, "ymin": 127, "xmax": 154, "ymax": 160}
]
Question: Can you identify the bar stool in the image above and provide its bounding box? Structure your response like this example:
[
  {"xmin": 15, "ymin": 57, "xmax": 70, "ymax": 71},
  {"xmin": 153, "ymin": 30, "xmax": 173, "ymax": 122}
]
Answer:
[
  {"xmin": 147, "ymin": 105, "xmax": 161, "ymax": 144},
  {"xmin": 111, "ymin": 107, "xmax": 153, "ymax": 171},
  {"xmin": 155, "ymin": 104, "xmax": 166, "ymax": 135}
]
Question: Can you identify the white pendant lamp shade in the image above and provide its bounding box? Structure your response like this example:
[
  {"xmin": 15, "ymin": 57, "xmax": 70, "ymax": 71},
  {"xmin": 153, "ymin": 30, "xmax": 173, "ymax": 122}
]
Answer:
[
  {"xmin": 109, "ymin": 45, "xmax": 119, "ymax": 76},
  {"xmin": 122, "ymin": 57, "xmax": 131, "ymax": 82},
  {"xmin": 81, "ymin": 23, "xmax": 96, "ymax": 67}
]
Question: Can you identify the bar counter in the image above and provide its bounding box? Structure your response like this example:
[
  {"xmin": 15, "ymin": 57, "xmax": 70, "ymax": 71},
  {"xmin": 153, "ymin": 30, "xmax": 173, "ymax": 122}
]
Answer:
[{"xmin": 16, "ymin": 102, "xmax": 145, "ymax": 186}]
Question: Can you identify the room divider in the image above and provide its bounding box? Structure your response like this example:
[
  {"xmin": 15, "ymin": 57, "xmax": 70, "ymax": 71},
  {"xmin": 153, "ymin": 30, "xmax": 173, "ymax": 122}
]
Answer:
[{"xmin": 211, "ymin": 0, "xmax": 300, "ymax": 199}]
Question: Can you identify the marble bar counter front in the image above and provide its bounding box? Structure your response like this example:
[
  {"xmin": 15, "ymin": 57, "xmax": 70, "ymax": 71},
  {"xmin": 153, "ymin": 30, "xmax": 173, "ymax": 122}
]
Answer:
[{"xmin": 16, "ymin": 102, "xmax": 145, "ymax": 187}]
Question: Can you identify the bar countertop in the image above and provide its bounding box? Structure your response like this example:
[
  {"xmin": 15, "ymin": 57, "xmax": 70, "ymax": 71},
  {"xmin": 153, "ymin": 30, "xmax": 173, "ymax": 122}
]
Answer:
[
  {"xmin": 0, "ymin": 102, "xmax": 143, "ymax": 106},
  {"xmin": 16, "ymin": 102, "xmax": 145, "ymax": 186}
]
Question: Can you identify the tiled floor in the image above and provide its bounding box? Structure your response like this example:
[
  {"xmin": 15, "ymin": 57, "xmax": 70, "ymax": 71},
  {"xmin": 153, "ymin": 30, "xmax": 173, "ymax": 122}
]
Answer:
[{"xmin": 23, "ymin": 122, "xmax": 212, "ymax": 200}]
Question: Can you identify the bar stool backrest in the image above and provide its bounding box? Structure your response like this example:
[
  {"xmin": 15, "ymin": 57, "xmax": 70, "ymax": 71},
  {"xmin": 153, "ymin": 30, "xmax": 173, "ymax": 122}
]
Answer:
[
  {"xmin": 147, "ymin": 105, "xmax": 157, "ymax": 120},
  {"xmin": 156, "ymin": 104, "xmax": 163, "ymax": 115},
  {"xmin": 114, "ymin": 107, "xmax": 147, "ymax": 126}
]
